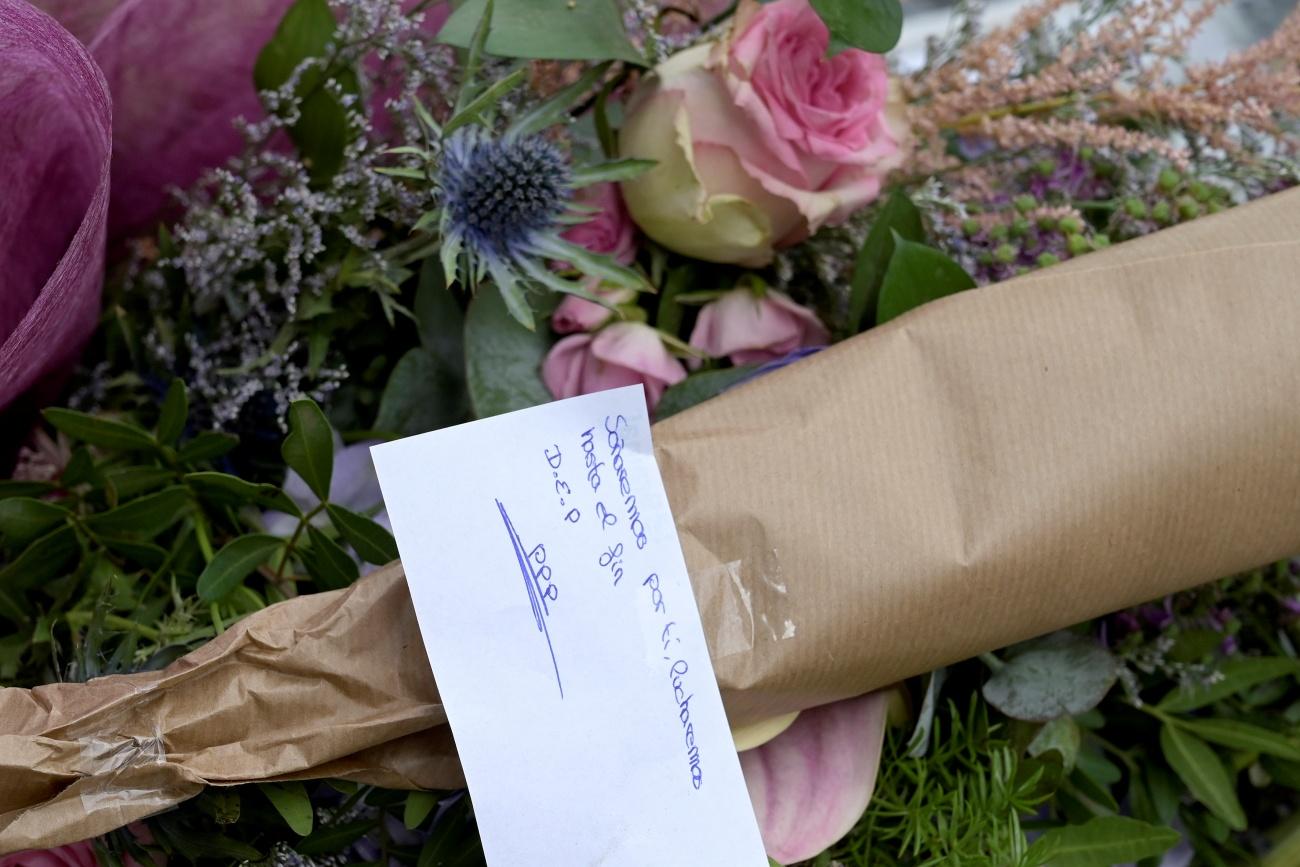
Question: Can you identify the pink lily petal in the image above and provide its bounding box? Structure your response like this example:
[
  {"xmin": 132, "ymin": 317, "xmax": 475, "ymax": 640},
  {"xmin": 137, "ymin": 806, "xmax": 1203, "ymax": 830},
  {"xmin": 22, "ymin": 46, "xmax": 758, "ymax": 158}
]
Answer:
[
  {"xmin": 0, "ymin": 0, "xmax": 111, "ymax": 412},
  {"xmin": 740, "ymin": 692, "xmax": 891, "ymax": 864}
]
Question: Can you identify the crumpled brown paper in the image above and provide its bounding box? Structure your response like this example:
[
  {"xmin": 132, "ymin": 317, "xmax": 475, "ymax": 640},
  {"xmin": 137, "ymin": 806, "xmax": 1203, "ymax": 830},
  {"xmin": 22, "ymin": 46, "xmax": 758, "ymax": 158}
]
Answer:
[{"xmin": 3, "ymin": 187, "xmax": 1300, "ymax": 853}]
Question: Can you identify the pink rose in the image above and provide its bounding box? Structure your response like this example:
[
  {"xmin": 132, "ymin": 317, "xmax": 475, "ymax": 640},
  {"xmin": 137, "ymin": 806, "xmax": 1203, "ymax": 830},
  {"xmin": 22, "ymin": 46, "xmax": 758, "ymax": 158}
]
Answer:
[
  {"xmin": 560, "ymin": 183, "xmax": 638, "ymax": 266},
  {"xmin": 542, "ymin": 323, "xmax": 687, "ymax": 411},
  {"xmin": 0, "ymin": 842, "xmax": 98, "ymax": 867},
  {"xmin": 551, "ymin": 287, "xmax": 637, "ymax": 334},
  {"xmin": 619, "ymin": 0, "xmax": 909, "ymax": 266},
  {"xmin": 690, "ymin": 289, "xmax": 829, "ymax": 365}
]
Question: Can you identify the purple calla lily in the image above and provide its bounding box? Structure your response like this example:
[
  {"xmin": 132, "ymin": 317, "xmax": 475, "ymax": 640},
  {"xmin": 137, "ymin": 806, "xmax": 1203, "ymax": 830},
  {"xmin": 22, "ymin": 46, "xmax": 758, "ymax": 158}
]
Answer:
[
  {"xmin": 0, "ymin": 0, "xmax": 110, "ymax": 413},
  {"xmin": 740, "ymin": 691, "xmax": 892, "ymax": 864}
]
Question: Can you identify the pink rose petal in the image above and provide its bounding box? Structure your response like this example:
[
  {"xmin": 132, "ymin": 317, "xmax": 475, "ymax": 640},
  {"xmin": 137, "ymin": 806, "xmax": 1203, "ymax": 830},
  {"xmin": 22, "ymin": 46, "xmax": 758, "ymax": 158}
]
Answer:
[
  {"xmin": 0, "ymin": 0, "xmax": 111, "ymax": 412},
  {"xmin": 740, "ymin": 692, "xmax": 891, "ymax": 864}
]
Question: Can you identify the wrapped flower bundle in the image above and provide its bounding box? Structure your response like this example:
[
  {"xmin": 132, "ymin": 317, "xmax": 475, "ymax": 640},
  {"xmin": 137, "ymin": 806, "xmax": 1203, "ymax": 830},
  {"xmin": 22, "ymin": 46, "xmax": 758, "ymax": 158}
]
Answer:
[{"xmin": 0, "ymin": 0, "xmax": 1298, "ymax": 864}]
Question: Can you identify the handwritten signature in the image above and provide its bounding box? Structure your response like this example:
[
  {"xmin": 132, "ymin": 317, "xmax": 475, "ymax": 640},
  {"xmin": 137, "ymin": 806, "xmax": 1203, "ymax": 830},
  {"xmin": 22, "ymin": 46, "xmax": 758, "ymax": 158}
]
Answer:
[{"xmin": 496, "ymin": 499, "xmax": 564, "ymax": 699}]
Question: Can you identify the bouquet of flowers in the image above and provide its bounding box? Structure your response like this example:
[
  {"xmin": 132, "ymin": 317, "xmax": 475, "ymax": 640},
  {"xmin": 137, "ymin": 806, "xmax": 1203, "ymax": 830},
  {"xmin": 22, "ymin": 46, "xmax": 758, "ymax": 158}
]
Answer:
[{"xmin": 1, "ymin": 0, "xmax": 1298, "ymax": 863}]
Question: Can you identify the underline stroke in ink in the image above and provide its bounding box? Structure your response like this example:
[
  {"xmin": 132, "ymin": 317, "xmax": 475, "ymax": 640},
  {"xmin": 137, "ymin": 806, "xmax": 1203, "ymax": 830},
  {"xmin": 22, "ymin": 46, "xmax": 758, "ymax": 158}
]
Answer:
[{"xmin": 496, "ymin": 498, "xmax": 564, "ymax": 699}]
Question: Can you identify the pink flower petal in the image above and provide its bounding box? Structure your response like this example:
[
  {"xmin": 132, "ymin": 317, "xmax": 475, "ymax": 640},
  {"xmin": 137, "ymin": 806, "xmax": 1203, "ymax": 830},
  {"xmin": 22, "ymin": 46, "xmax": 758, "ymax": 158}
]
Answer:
[
  {"xmin": 0, "ymin": 0, "xmax": 111, "ymax": 413},
  {"xmin": 740, "ymin": 692, "xmax": 891, "ymax": 864}
]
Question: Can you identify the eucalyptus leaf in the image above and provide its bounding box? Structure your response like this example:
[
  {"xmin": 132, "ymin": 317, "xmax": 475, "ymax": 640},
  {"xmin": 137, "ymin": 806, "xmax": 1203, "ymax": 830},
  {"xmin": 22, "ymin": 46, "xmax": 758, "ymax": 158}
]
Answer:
[
  {"xmin": 85, "ymin": 487, "xmax": 191, "ymax": 539},
  {"xmin": 440, "ymin": 0, "xmax": 642, "ymax": 64},
  {"xmin": 43, "ymin": 408, "xmax": 156, "ymax": 452},
  {"xmin": 375, "ymin": 349, "xmax": 468, "ymax": 436},
  {"xmin": 655, "ymin": 366, "xmax": 758, "ymax": 420},
  {"xmin": 465, "ymin": 285, "xmax": 555, "ymax": 418},
  {"xmin": 1024, "ymin": 816, "xmax": 1180, "ymax": 867},
  {"xmin": 157, "ymin": 379, "xmax": 189, "ymax": 445},
  {"xmin": 326, "ymin": 504, "xmax": 398, "ymax": 565},
  {"xmin": 282, "ymin": 400, "xmax": 334, "ymax": 503},
  {"xmin": 263, "ymin": 782, "xmax": 314, "ymax": 836},
  {"xmin": 1028, "ymin": 715, "xmax": 1082, "ymax": 772},
  {"xmin": 982, "ymin": 632, "xmax": 1118, "ymax": 722},
  {"xmin": 876, "ymin": 235, "xmax": 976, "ymax": 325},
  {"xmin": 1160, "ymin": 723, "xmax": 1246, "ymax": 830},
  {"xmin": 848, "ymin": 190, "xmax": 924, "ymax": 332},
  {"xmin": 197, "ymin": 535, "xmax": 285, "ymax": 602}
]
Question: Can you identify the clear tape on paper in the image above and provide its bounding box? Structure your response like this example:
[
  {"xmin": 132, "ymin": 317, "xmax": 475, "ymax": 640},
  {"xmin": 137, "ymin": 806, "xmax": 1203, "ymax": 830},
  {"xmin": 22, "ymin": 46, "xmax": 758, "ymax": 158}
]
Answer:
[{"xmin": 692, "ymin": 548, "xmax": 798, "ymax": 660}]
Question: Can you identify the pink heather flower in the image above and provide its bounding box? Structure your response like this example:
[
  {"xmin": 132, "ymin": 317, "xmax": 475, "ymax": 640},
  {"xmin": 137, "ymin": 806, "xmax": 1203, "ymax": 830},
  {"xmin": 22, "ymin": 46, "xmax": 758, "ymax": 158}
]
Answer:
[
  {"xmin": 560, "ymin": 183, "xmax": 638, "ymax": 266},
  {"xmin": 740, "ymin": 692, "xmax": 892, "ymax": 864},
  {"xmin": 542, "ymin": 322, "xmax": 687, "ymax": 411},
  {"xmin": 619, "ymin": 0, "xmax": 909, "ymax": 266},
  {"xmin": 551, "ymin": 287, "xmax": 637, "ymax": 335},
  {"xmin": 690, "ymin": 289, "xmax": 829, "ymax": 365}
]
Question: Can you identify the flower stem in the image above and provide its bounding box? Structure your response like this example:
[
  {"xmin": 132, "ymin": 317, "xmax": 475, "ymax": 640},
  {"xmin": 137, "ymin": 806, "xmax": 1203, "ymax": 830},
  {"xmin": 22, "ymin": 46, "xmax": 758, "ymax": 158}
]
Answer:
[
  {"xmin": 274, "ymin": 503, "xmax": 326, "ymax": 581},
  {"xmin": 65, "ymin": 611, "xmax": 161, "ymax": 642}
]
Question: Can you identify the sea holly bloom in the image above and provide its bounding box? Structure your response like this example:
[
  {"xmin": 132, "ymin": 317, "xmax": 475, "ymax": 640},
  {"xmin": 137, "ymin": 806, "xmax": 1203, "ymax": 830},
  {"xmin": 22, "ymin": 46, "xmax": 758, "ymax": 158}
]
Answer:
[
  {"xmin": 619, "ymin": 0, "xmax": 909, "ymax": 266},
  {"xmin": 542, "ymin": 322, "xmax": 687, "ymax": 412},
  {"xmin": 690, "ymin": 288, "xmax": 829, "ymax": 365},
  {"xmin": 438, "ymin": 127, "xmax": 646, "ymax": 330}
]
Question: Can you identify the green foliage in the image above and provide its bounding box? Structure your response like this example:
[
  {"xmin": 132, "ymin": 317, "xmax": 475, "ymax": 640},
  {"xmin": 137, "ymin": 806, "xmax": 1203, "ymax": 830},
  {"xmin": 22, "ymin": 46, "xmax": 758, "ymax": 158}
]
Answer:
[
  {"xmin": 811, "ymin": 0, "xmax": 904, "ymax": 55},
  {"xmin": 263, "ymin": 782, "xmax": 314, "ymax": 836},
  {"xmin": 848, "ymin": 190, "xmax": 925, "ymax": 333},
  {"xmin": 464, "ymin": 285, "xmax": 556, "ymax": 418},
  {"xmin": 439, "ymin": 0, "xmax": 644, "ymax": 64},
  {"xmin": 1024, "ymin": 816, "xmax": 1180, "ymax": 866},
  {"xmin": 656, "ymin": 366, "xmax": 758, "ymax": 420},
  {"xmin": 876, "ymin": 235, "xmax": 977, "ymax": 325},
  {"xmin": 282, "ymin": 399, "xmax": 335, "ymax": 502},
  {"xmin": 982, "ymin": 632, "xmax": 1119, "ymax": 722}
]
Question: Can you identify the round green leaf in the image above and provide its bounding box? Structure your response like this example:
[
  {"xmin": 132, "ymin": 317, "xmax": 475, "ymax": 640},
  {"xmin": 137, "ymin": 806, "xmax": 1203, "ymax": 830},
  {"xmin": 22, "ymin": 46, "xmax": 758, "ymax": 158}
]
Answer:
[
  {"xmin": 465, "ymin": 286, "xmax": 555, "ymax": 419},
  {"xmin": 982, "ymin": 632, "xmax": 1118, "ymax": 722}
]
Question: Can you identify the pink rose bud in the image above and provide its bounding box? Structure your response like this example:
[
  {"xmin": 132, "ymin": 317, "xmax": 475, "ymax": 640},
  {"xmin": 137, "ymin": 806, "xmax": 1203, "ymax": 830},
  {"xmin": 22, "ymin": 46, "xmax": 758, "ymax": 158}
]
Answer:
[
  {"xmin": 690, "ymin": 289, "xmax": 829, "ymax": 365},
  {"xmin": 619, "ymin": 0, "xmax": 910, "ymax": 266},
  {"xmin": 551, "ymin": 287, "xmax": 638, "ymax": 334},
  {"xmin": 542, "ymin": 322, "xmax": 687, "ymax": 411},
  {"xmin": 560, "ymin": 182, "xmax": 638, "ymax": 266}
]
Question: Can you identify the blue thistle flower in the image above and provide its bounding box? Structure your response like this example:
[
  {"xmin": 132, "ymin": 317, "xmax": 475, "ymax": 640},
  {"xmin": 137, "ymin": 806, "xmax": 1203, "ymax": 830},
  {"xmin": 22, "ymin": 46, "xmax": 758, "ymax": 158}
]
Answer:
[
  {"xmin": 437, "ymin": 126, "xmax": 646, "ymax": 330},
  {"xmin": 440, "ymin": 127, "xmax": 570, "ymax": 261}
]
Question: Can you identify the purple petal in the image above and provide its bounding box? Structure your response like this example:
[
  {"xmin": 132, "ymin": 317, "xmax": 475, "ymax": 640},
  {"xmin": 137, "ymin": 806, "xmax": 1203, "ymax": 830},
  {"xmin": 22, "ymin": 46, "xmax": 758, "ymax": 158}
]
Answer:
[
  {"xmin": 740, "ymin": 692, "xmax": 891, "ymax": 864},
  {"xmin": 0, "ymin": 0, "xmax": 111, "ymax": 412},
  {"xmin": 84, "ymin": 0, "xmax": 296, "ymax": 238}
]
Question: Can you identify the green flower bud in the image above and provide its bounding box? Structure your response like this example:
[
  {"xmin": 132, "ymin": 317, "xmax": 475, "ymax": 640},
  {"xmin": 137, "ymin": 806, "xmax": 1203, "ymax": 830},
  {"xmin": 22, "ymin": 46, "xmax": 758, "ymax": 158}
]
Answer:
[
  {"xmin": 1067, "ymin": 234, "xmax": 1090, "ymax": 256},
  {"xmin": 1124, "ymin": 197, "xmax": 1148, "ymax": 219},
  {"xmin": 1157, "ymin": 167, "xmax": 1180, "ymax": 192},
  {"xmin": 1010, "ymin": 218, "xmax": 1030, "ymax": 238},
  {"xmin": 1035, "ymin": 159, "xmax": 1057, "ymax": 177},
  {"xmin": 1013, "ymin": 194, "xmax": 1036, "ymax": 214},
  {"xmin": 989, "ymin": 224, "xmax": 1009, "ymax": 241},
  {"xmin": 1036, "ymin": 252, "xmax": 1061, "ymax": 267},
  {"xmin": 994, "ymin": 243, "xmax": 1017, "ymax": 264},
  {"xmin": 1059, "ymin": 216, "xmax": 1083, "ymax": 235},
  {"xmin": 1190, "ymin": 181, "xmax": 1212, "ymax": 203},
  {"xmin": 1036, "ymin": 216, "xmax": 1058, "ymax": 231},
  {"xmin": 962, "ymin": 218, "xmax": 981, "ymax": 237},
  {"xmin": 1177, "ymin": 196, "xmax": 1202, "ymax": 220},
  {"xmin": 1152, "ymin": 200, "xmax": 1172, "ymax": 224},
  {"xmin": 1093, "ymin": 234, "xmax": 1111, "ymax": 248}
]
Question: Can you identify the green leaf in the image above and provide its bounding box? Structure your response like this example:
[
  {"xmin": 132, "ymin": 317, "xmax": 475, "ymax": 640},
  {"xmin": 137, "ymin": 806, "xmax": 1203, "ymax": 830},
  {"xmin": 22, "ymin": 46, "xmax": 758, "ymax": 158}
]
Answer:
[
  {"xmin": 1178, "ymin": 717, "xmax": 1300, "ymax": 762},
  {"xmin": 656, "ymin": 367, "xmax": 757, "ymax": 420},
  {"xmin": 982, "ymin": 632, "xmax": 1118, "ymax": 722},
  {"xmin": 302, "ymin": 525, "xmax": 359, "ymax": 590},
  {"xmin": 85, "ymin": 487, "xmax": 191, "ymax": 539},
  {"xmin": 197, "ymin": 535, "xmax": 285, "ymax": 602},
  {"xmin": 440, "ymin": 0, "xmax": 642, "ymax": 64},
  {"xmin": 876, "ymin": 235, "xmax": 977, "ymax": 325},
  {"xmin": 376, "ymin": 349, "xmax": 468, "ymax": 436},
  {"xmin": 0, "ymin": 525, "xmax": 79, "ymax": 591},
  {"xmin": 253, "ymin": 0, "xmax": 358, "ymax": 183},
  {"xmin": 0, "ymin": 498, "xmax": 69, "ymax": 548},
  {"xmin": 404, "ymin": 791, "xmax": 439, "ymax": 830},
  {"xmin": 1160, "ymin": 657, "xmax": 1297, "ymax": 712},
  {"xmin": 295, "ymin": 819, "xmax": 373, "ymax": 856},
  {"xmin": 506, "ymin": 61, "xmax": 613, "ymax": 139},
  {"xmin": 465, "ymin": 285, "xmax": 555, "ymax": 418},
  {"xmin": 43, "ymin": 408, "xmax": 156, "ymax": 452},
  {"xmin": 282, "ymin": 400, "xmax": 334, "ymax": 503},
  {"xmin": 0, "ymin": 480, "xmax": 56, "ymax": 500},
  {"xmin": 848, "ymin": 190, "xmax": 924, "ymax": 332},
  {"xmin": 104, "ymin": 467, "xmax": 175, "ymax": 502},
  {"xmin": 185, "ymin": 472, "xmax": 301, "ymax": 516},
  {"xmin": 326, "ymin": 504, "xmax": 398, "ymax": 565},
  {"xmin": 415, "ymin": 258, "xmax": 466, "ymax": 369},
  {"xmin": 570, "ymin": 158, "xmax": 657, "ymax": 187},
  {"xmin": 157, "ymin": 379, "xmax": 189, "ymax": 445},
  {"xmin": 263, "ymin": 782, "xmax": 314, "ymax": 836},
  {"xmin": 1027, "ymin": 715, "xmax": 1082, "ymax": 772},
  {"xmin": 1024, "ymin": 816, "xmax": 1180, "ymax": 867},
  {"xmin": 811, "ymin": 0, "xmax": 904, "ymax": 55},
  {"xmin": 443, "ymin": 65, "xmax": 528, "ymax": 135},
  {"xmin": 98, "ymin": 536, "xmax": 168, "ymax": 571},
  {"xmin": 1160, "ymin": 723, "xmax": 1246, "ymax": 830},
  {"xmin": 178, "ymin": 431, "xmax": 240, "ymax": 463}
]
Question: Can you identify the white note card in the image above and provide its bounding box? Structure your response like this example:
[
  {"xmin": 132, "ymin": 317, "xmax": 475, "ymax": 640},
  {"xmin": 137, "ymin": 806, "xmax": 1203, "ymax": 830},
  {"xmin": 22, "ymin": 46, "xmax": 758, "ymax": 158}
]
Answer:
[{"xmin": 371, "ymin": 385, "xmax": 768, "ymax": 867}]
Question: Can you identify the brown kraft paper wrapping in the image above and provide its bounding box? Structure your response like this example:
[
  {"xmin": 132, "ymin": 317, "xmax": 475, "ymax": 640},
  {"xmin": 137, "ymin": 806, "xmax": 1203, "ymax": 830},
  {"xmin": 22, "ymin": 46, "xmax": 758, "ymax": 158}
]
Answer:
[{"xmin": 2, "ymin": 187, "xmax": 1299, "ymax": 853}]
